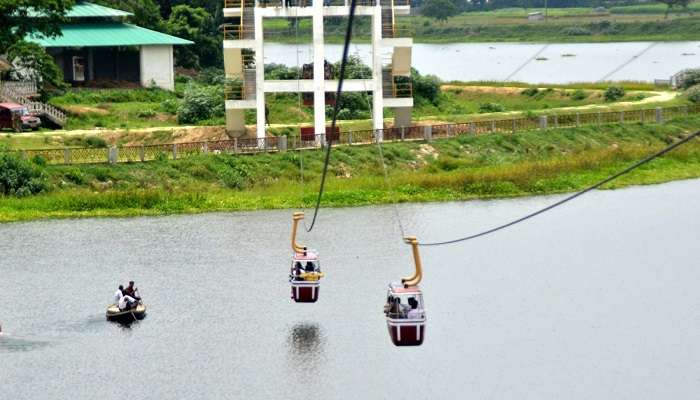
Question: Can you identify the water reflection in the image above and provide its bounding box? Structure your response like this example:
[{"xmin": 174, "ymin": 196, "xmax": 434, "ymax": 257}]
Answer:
[{"xmin": 288, "ymin": 322, "xmax": 324, "ymax": 356}]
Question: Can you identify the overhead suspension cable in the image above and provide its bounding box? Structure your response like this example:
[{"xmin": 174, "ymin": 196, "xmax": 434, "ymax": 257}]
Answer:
[
  {"xmin": 419, "ymin": 130, "xmax": 700, "ymax": 247},
  {"xmin": 304, "ymin": 0, "xmax": 358, "ymax": 232},
  {"xmin": 598, "ymin": 42, "xmax": 657, "ymax": 82},
  {"xmin": 504, "ymin": 44, "xmax": 550, "ymax": 81}
]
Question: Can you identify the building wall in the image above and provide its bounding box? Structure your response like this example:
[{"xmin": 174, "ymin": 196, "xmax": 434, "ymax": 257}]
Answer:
[
  {"xmin": 47, "ymin": 47, "xmax": 140, "ymax": 85},
  {"xmin": 140, "ymin": 45, "xmax": 174, "ymax": 91}
]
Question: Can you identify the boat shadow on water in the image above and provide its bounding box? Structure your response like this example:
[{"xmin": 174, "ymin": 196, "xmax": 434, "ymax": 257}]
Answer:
[{"xmin": 0, "ymin": 336, "xmax": 51, "ymax": 353}]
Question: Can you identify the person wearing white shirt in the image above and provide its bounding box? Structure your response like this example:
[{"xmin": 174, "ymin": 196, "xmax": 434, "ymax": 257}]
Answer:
[
  {"xmin": 114, "ymin": 285, "xmax": 124, "ymax": 305},
  {"xmin": 118, "ymin": 294, "xmax": 137, "ymax": 311}
]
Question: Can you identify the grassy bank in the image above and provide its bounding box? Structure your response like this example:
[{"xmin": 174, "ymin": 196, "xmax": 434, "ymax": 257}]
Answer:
[
  {"xmin": 21, "ymin": 82, "xmax": 674, "ymax": 140},
  {"xmin": 1, "ymin": 116, "xmax": 700, "ymax": 222},
  {"xmin": 262, "ymin": 4, "xmax": 700, "ymax": 43}
]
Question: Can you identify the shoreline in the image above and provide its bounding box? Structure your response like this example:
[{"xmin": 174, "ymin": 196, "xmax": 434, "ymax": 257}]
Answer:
[{"xmin": 2, "ymin": 117, "xmax": 700, "ymax": 224}]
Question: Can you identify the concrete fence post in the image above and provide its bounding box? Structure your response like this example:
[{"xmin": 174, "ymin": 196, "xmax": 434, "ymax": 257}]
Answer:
[
  {"xmin": 620, "ymin": 111, "xmax": 625, "ymax": 123},
  {"xmin": 348, "ymin": 132, "xmax": 353, "ymax": 145},
  {"xmin": 423, "ymin": 125, "xmax": 433, "ymax": 142},
  {"xmin": 553, "ymin": 115, "xmax": 559, "ymax": 128},
  {"xmin": 512, "ymin": 119, "xmax": 516, "ymax": 134},
  {"xmin": 576, "ymin": 113, "xmax": 580, "ymax": 127},
  {"xmin": 683, "ymin": 105, "xmax": 689, "ymax": 116},
  {"xmin": 490, "ymin": 121, "xmax": 496, "ymax": 132},
  {"xmin": 203, "ymin": 141, "xmax": 209, "ymax": 154},
  {"xmin": 400, "ymin": 127, "xmax": 405, "ymax": 141},
  {"xmin": 446, "ymin": 125, "xmax": 452, "ymax": 137},
  {"xmin": 21, "ymin": 150, "xmax": 27, "ymax": 160},
  {"xmin": 172, "ymin": 144, "xmax": 178, "ymax": 160},
  {"xmin": 139, "ymin": 145, "xmax": 145, "ymax": 162},
  {"xmin": 597, "ymin": 112, "xmax": 602, "ymax": 126},
  {"xmin": 539, "ymin": 115, "xmax": 548, "ymax": 130},
  {"xmin": 108, "ymin": 146, "xmax": 118, "ymax": 164},
  {"xmin": 655, "ymin": 107, "xmax": 663, "ymax": 123},
  {"xmin": 234, "ymin": 137, "xmax": 238, "ymax": 154},
  {"xmin": 63, "ymin": 148, "xmax": 71, "ymax": 165},
  {"xmin": 641, "ymin": 109, "xmax": 645, "ymax": 123},
  {"xmin": 279, "ymin": 135, "xmax": 288, "ymax": 152},
  {"xmin": 469, "ymin": 122, "xmax": 476, "ymax": 135}
]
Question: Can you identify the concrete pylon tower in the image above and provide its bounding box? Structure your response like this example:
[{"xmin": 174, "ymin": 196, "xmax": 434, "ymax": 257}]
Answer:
[{"xmin": 222, "ymin": 0, "xmax": 413, "ymax": 141}]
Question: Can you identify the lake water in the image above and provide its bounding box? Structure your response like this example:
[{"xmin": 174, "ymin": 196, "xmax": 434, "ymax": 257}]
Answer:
[
  {"xmin": 264, "ymin": 41, "xmax": 700, "ymax": 83},
  {"xmin": 2, "ymin": 179, "xmax": 700, "ymax": 399}
]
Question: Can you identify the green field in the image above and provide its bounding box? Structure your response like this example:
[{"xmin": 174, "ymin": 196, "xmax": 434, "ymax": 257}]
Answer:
[
  {"xmin": 262, "ymin": 3, "xmax": 700, "ymax": 43},
  {"xmin": 1, "ymin": 115, "xmax": 699, "ymax": 222}
]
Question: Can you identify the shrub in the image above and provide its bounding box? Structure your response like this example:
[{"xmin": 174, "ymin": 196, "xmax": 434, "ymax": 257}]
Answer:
[
  {"xmin": 64, "ymin": 168, "xmax": 86, "ymax": 184},
  {"xmin": 85, "ymin": 136, "xmax": 108, "ymax": 148},
  {"xmin": 571, "ymin": 89, "xmax": 588, "ymax": 100},
  {"xmin": 521, "ymin": 87, "xmax": 539, "ymax": 97},
  {"xmin": 478, "ymin": 102, "xmax": 505, "ymax": 113},
  {"xmin": 604, "ymin": 86, "xmax": 626, "ymax": 102},
  {"xmin": 0, "ymin": 146, "xmax": 47, "ymax": 196},
  {"xmin": 562, "ymin": 27, "xmax": 592, "ymax": 36},
  {"xmin": 161, "ymin": 99, "xmax": 181, "ymax": 114},
  {"xmin": 686, "ymin": 85, "xmax": 700, "ymax": 103},
  {"xmin": 680, "ymin": 70, "xmax": 700, "ymax": 90},
  {"xmin": 136, "ymin": 109, "xmax": 157, "ymax": 118},
  {"xmin": 177, "ymin": 83, "xmax": 224, "ymax": 124},
  {"xmin": 411, "ymin": 69, "xmax": 441, "ymax": 105}
]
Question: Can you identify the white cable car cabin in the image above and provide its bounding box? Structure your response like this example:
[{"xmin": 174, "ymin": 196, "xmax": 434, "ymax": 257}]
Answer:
[
  {"xmin": 384, "ymin": 236, "xmax": 426, "ymax": 346},
  {"xmin": 289, "ymin": 212, "xmax": 324, "ymax": 303}
]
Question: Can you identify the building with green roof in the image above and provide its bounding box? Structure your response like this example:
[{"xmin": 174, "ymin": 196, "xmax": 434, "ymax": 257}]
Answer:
[{"xmin": 25, "ymin": 1, "xmax": 192, "ymax": 90}]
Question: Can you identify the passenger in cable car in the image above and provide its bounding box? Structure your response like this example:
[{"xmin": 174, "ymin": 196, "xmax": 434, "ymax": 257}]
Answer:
[
  {"xmin": 293, "ymin": 262, "xmax": 303, "ymax": 280},
  {"xmin": 406, "ymin": 298, "xmax": 422, "ymax": 319},
  {"xmin": 304, "ymin": 262, "xmax": 315, "ymax": 272}
]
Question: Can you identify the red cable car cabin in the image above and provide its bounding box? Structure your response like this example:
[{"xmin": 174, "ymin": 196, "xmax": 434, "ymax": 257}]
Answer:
[
  {"xmin": 289, "ymin": 212, "xmax": 325, "ymax": 303},
  {"xmin": 384, "ymin": 236, "xmax": 426, "ymax": 346},
  {"xmin": 385, "ymin": 284, "xmax": 426, "ymax": 346},
  {"xmin": 289, "ymin": 250, "xmax": 322, "ymax": 303}
]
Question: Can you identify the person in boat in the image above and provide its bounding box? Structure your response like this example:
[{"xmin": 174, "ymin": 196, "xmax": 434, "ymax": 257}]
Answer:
[
  {"xmin": 406, "ymin": 298, "xmax": 422, "ymax": 319},
  {"xmin": 114, "ymin": 285, "xmax": 124, "ymax": 304},
  {"xmin": 118, "ymin": 293, "xmax": 137, "ymax": 311},
  {"xmin": 123, "ymin": 281, "xmax": 141, "ymax": 302}
]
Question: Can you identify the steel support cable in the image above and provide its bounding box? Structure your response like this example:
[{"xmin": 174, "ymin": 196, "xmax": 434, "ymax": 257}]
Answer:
[
  {"xmin": 419, "ymin": 130, "xmax": 700, "ymax": 247},
  {"xmin": 304, "ymin": 0, "xmax": 358, "ymax": 232},
  {"xmin": 504, "ymin": 44, "xmax": 550, "ymax": 81},
  {"xmin": 598, "ymin": 42, "xmax": 657, "ymax": 82},
  {"xmin": 375, "ymin": 139, "xmax": 407, "ymax": 238}
]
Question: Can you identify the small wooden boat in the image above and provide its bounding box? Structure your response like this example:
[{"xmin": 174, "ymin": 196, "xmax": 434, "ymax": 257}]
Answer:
[{"xmin": 106, "ymin": 303, "xmax": 147, "ymax": 324}]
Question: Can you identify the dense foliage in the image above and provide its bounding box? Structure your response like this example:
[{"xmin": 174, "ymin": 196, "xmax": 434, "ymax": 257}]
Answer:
[
  {"xmin": 422, "ymin": 0, "xmax": 461, "ymax": 21},
  {"xmin": 604, "ymin": 86, "xmax": 626, "ymax": 101},
  {"xmin": 177, "ymin": 83, "xmax": 224, "ymax": 124},
  {"xmin": 679, "ymin": 69, "xmax": 700, "ymax": 90},
  {"xmin": 0, "ymin": 0, "xmax": 74, "ymax": 54},
  {"xmin": 0, "ymin": 146, "xmax": 47, "ymax": 197},
  {"xmin": 687, "ymin": 85, "xmax": 700, "ymax": 104},
  {"xmin": 7, "ymin": 41, "xmax": 66, "ymax": 98}
]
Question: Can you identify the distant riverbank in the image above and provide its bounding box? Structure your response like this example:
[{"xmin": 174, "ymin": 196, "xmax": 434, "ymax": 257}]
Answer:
[{"xmin": 1, "ymin": 116, "xmax": 699, "ymax": 223}]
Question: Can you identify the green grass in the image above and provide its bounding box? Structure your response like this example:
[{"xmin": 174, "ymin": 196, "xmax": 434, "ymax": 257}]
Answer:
[
  {"xmin": 1, "ymin": 115, "xmax": 700, "ymax": 222},
  {"xmin": 264, "ymin": 3, "xmax": 700, "ymax": 43}
]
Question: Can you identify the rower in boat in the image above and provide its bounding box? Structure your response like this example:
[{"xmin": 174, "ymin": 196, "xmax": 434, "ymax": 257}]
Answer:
[
  {"xmin": 289, "ymin": 212, "xmax": 324, "ymax": 303},
  {"xmin": 106, "ymin": 283, "xmax": 147, "ymax": 324},
  {"xmin": 384, "ymin": 236, "xmax": 426, "ymax": 346}
]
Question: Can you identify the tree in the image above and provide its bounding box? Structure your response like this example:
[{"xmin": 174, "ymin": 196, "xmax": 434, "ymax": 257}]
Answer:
[
  {"xmin": 0, "ymin": 0, "xmax": 75, "ymax": 54},
  {"xmin": 166, "ymin": 5, "xmax": 221, "ymax": 69},
  {"xmin": 656, "ymin": 0, "xmax": 693, "ymax": 18},
  {"xmin": 7, "ymin": 41, "xmax": 66, "ymax": 99},
  {"xmin": 422, "ymin": 0, "xmax": 460, "ymax": 22},
  {"xmin": 94, "ymin": 0, "xmax": 165, "ymax": 31}
]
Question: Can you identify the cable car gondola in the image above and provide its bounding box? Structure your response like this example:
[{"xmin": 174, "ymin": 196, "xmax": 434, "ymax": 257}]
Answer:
[
  {"xmin": 289, "ymin": 212, "xmax": 324, "ymax": 303},
  {"xmin": 384, "ymin": 236, "xmax": 426, "ymax": 346}
]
